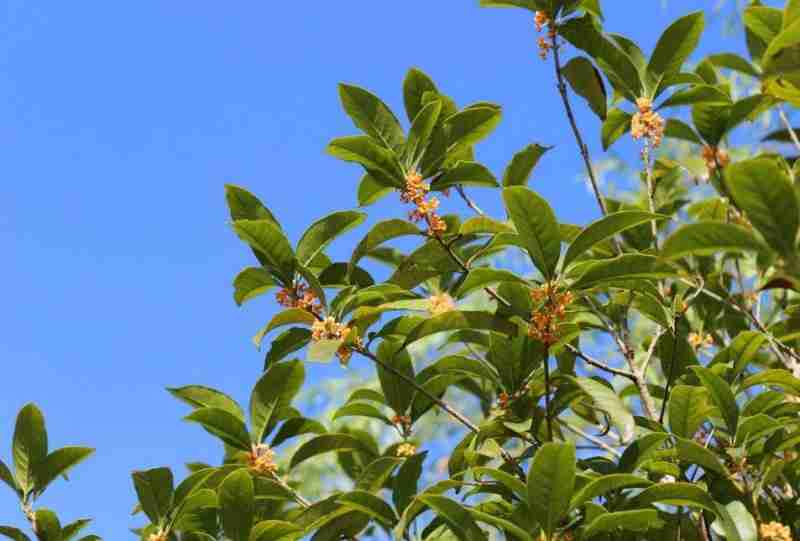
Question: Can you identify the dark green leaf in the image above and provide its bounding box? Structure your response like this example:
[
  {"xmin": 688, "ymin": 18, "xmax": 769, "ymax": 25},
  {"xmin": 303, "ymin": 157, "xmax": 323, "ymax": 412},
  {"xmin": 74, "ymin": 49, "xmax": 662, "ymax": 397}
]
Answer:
[
  {"xmin": 376, "ymin": 339, "xmax": 415, "ymax": 415},
  {"xmin": 33, "ymin": 447, "xmax": 94, "ymax": 495},
  {"xmin": 225, "ymin": 184, "xmax": 280, "ymax": 226},
  {"xmin": 648, "ymin": 12, "xmax": 705, "ymax": 93},
  {"xmin": 662, "ymin": 222, "xmax": 770, "ymax": 259},
  {"xmin": 184, "ymin": 407, "xmax": 251, "ymax": 451},
  {"xmin": 406, "ymin": 100, "xmax": 442, "ymax": 168},
  {"xmin": 403, "ymin": 68, "xmax": 439, "ymax": 123},
  {"xmin": 290, "ymin": 434, "xmax": 376, "ymax": 469},
  {"xmin": 527, "ymin": 442, "xmax": 576, "ymax": 540},
  {"xmin": 339, "ymin": 83, "xmax": 404, "ymax": 149},
  {"xmin": 601, "ymin": 108, "xmax": 632, "ymax": 150},
  {"xmin": 219, "ymin": 469, "xmax": 254, "ymax": 541},
  {"xmin": 417, "ymin": 495, "xmax": 485, "ymax": 541},
  {"xmin": 33, "ymin": 510, "xmax": 61, "ymax": 541},
  {"xmin": 167, "ymin": 385, "xmax": 245, "ymax": 420},
  {"xmin": 233, "ymin": 267, "xmax": 276, "ymax": 306},
  {"xmin": 563, "ymin": 57, "xmax": 607, "ymax": 119},
  {"xmin": 454, "ymin": 268, "xmax": 527, "ymax": 298},
  {"xmin": 326, "ymin": 136, "xmax": 405, "ymax": 188},
  {"xmin": 430, "ymin": 161, "xmax": 498, "ymax": 191},
  {"xmin": 13, "ymin": 403, "xmax": 47, "ymax": 494},
  {"xmin": 502, "ymin": 144, "xmax": 550, "ymax": 187},
  {"xmin": 296, "ymin": 211, "xmax": 367, "ymax": 267},
  {"xmin": 0, "ymin": 526, "xmax": 31, "ymax": 541},
  {"xmin": 131, "ymin": 467, "xmax": 173, "ymax": 526},
  {"xmin": 251, "ymin": 360, "xmax": 305, "ymax": 443},
  {"xmin": 231, "ymin": 219, "xmax": 295, "ymax": 282},
  {"xmin": 571, "ymin": 254, "xmax": 676, "ymax": 290},
  {"xmin": 502, "ymin": 186, "xmax": 561, "ymax": 279},
  {"xmin": 337, "ymin": 491, "xmax": 397, "ymax": 526},
  {"xmin": 583, "ymin": 509, "xmax": 663, "ymax": 538},
  {"xmin": 402, "ymin": 311, "xmax": 517, "ymax": 349}
]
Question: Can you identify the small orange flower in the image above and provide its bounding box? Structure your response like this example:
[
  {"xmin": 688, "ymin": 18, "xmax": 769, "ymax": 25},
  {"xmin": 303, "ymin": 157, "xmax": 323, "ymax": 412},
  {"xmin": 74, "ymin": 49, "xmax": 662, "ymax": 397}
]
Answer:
[
  {"xmin": 391, "ymin": 414, "xmax": 412, "ymax": 429},
  {"xmin": 396, "ymin": 443, "xmax": 417, "ymax": 457},
  {"xmin": 148, "ymin": 532, "xmax": 168, "ymax": 541},
  {"xmin": 248, "ymin": 444, "xmax": 278, "ymax": 476},
  {"xmin": 760, "ymin": 522, "xmax": 792, "ymax": 541},
  {"xmin": 528, "ymin": 284, "xmax": 574, "ymax": 345},
  {"xmin": 631, "ymin": 97, "xmax": 664, "ymax": 148},
  {"xmin": 688, "ymin": 332, "xmax": 713, "ymax": 350},
  {"xmin": 701, "ymin": 145, "xmax": 730, "ymax": 172},
  {"xmin": 311, "ymin": 316, "xmax": 350, "ymax": 342},
  {"xmin": 276, "ymin": 283, "xmax": 322, "ymax": 315},
  {"xmin": 402, "ymin": 171, "xmax": 447, "ymax": 236},
  {"xmin": 428, "ymin": 292, "xmax": 456, "ymax": 315},
  {"xmin": 534, "ymin": 11, "xmax": 550, "ymax": 32}
]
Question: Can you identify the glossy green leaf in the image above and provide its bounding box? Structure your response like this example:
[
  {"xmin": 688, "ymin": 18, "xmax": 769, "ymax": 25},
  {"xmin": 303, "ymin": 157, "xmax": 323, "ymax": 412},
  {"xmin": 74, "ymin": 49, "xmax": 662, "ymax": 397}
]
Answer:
[
  {"xmin": 502, "ymin": 186, "xmax": 561, "ymax": 279},
  {"xmin": 563, "ymin": 57, "xmax": 607, "ymax": 119},
  {"xmin": 33, "ymin": 509, "xmax": 61, "ymax": 541},
  {"xmin": 662, "ymin": 222, "xmax": 770, "ymax": 259},
  {"xmin": 712, "ymin": 501, "xmax": 758, "ymax": 541},
  {"xmin": 376, "ymin": 339, "xmax": 415, "ymax": 415},
  {"xmin": 0, "ymin": 527, "xmax": 31, "ymax": 541},
  {"xmin": 184, "ymin": 407, "xmax": 251, "ymax": 451},
  {"xmin": 0, "ymin": 460, "xmax": 18, "ymax": 497},
  {"xmin": 402, "ymin": 310, "xmax": 517, "ymax": 348},
  {"xmin": 13, "ymin": 403, "xmax": 47, "ymax": 494},
  {"xmin": 502, "ymin": 144, "xmax": 550, "ymax": 187},
  {"xmin": 253, "ymin": 309, "xmax": 317, "ymax": 349},
  {"xmin": 454, "ymin": 268, "xmax": 528, "ymax": 298},
  {"xmin": 564, "ymin": 211, "xmax": 668, "ymax": 269},
  {"xmin": 339, "ymin": 83, "xmax": 404, "ymax": 149},
  {"xmin": 527, "ymin": 442, "xmax": 576, "ymax": 540},
  {"xmin": 570, "ymin": 474, "xmax": 651, "ymax": 511},
  {"xmin": 628, "ymin": 482, "xmax": 716, "ymax": 512},
  {"xmin": 232, "ymin": 267, "xmax": 276, "ymax": 306},
  {"xmin": 648, "ymin": 12, "xmax": 705, "ymax": 93},
  {"xmin": 601, "ymin": 108, "xmax": 632, "ymax": 150},
  {"xmin": 231, "ymin": 219, "xmax": 295, "ymax": 281},
  {"xmin": 725, "ymin": 158, "xmax": 799, "ymax": 257},
  {"xmin": 691, "ymin": 366, "xmax": 739, "ymax": 433},
  {"xmin": 290, "ymin": 434, "xmax": 375, "ymax": 469},
  {"xmin": 33, "ymin": 447, "xmax": 94, "ymax": 495},
  {"xmin": 668, "ymin": 385, "xmax": 711, "ymax": 439},
  {"xmin": 219, "ymin": 469, "xmax": 254, "ymax": 541},
  {"xmin": 571, "ymin": 254, "xmax": 675, "ymax": 290},
  {"xmin": 583, "ymin": 509, "xmax": 663, "ymax": 539},
  {"xmin": 131, "ymin": 467, "xmax": 173, "ymax": 526},
  {"xmin": 250, "ymin": 520, "xmax": 303, "ymax": 541},
  {"xmin": 326, "ymin": 135, "xmax": 405, "ymax": 188},
  {"xmin": 296, "ymin": 211, "xmax": 366, "ymax": 267},
  {"xmin": 569, "ymin": 377, "xmax": 635, "ymax": 443},
  {"xmin": 250, "ymin": 360, "xmax": 305, "ymax": 443},
  {"xmin": 664, "ymin": 118, "xmax": 703, "ymax": 144},
  {"xmin": 417, "ymin": 495, "xmax": 485, "ymax": 541},
  {"xmin": 406, "ymin": 100, "xmax": 442, "ymax": 168},
  {"xmin": 403, "ymin": 68, "xmax": 439, "ymax": 123},
  {"xmin": 225, "ymin": 184, "xmax": 280, "ymax": 226},
  {"xmin": 430, "ymin": 161, "xmax": 498, "ymax": 190},
  {"xmin": 357, "ymin": 173, "xmax": 393, "ymax": 207},
  {"xmin": 445, "ymin": 106, "xmax": 502, "ymax": 154},
  {"xmin": 337, "ymin": 491, "xmax": 397, "ymax": 526},
  {"xmin": 167, "ymin": 385, "xmax": 245, "ymax": 420}
]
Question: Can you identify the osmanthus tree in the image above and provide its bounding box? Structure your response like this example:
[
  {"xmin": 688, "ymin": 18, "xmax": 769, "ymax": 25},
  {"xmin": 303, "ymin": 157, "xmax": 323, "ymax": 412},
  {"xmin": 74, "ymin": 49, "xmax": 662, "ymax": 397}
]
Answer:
[{"xmin": 4, "ymin": 0, "xmax": 800, "ymax": 540}]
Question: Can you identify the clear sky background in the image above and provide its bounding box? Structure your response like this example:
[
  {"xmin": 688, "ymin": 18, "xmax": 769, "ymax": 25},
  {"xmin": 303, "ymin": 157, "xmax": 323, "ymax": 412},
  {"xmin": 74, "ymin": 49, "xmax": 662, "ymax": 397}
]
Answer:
[{"xmin": 0, "ymin": 1, "xmax": 768, "ymax": 537}]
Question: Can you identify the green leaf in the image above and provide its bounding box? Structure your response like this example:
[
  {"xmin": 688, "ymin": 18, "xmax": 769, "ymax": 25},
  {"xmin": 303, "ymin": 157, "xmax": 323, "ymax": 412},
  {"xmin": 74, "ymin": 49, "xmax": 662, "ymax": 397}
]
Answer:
[
  {"xmin": 376, "ymin": 339, "xmax": 415, "ymax": 415},
  {"xmin": 332, "ymin": 403, "xmax": 392, "ymax": 425},
  {"xmin": 349, "ymin": 219, "xmax": 420, "ymax": 274},
  {"xmin": 264, "ymin": 328, "xmax": 311, "ymax": 368},
  {"xmin": 270, "ymin": 417, "xmax": 327, "ymax": 448},
  {"xmin": 357, "ymin": 174, "xmax": 392, "ymax": 207},
  {"xmin": 657, "ymin": 84, "xmax": 731, "ymax": 109},
  {"xmin": 306, "ymin": 339, "xmax": 343, "ymax": 363},
  {"xmin": 430, "ymin": 161, "xmax": 498, "ymax": 191},
  {"xmin": 664, "ymin": 118, "xmax": 703, "ymax": 144},
  {"xmin": 707, "ymin": 53, "xmax": 760, "ymax": 78},
  {"xmin": 402, "ymin": 310, "xmax": 517, "ymax": 349},
  {"xmin": 337, "ymin": 491, "xmax": 398, "ymax": 526},
  {"xmin": 601, "ymin": 108, "xmax": 632, "ymax": 150},
  {"xmin": 712, "ymin": 501, "xmax": 758, "ymax": 541},
  {"xmin": 479, "ymin": 0, "xmax": 537, "ymax": 10},
  {"xmin": 690, "ymin": 366, "xmax": 739, "ymax": 433},
  {"xmin": 253, "ymin": 309, "xmax": 317, "ymax": 349},
  {"xmin": 167, "ymin": 385, "xmax": 245, "ymax": 420},
  {"xmin": 583, "ymin": 509, "xmax": 663, "ymax": 539},
  {"xmin": 571, "ymin": 254, "xmax": 675, "ymax": 290},
  {"xmin": 231, "ymin": 219, "xmax": 295, "ymax": 282},
  {"xmin": 219, "ymin": 469, "xmax": 254, "ymax": 541},
  {"xmin": 674, "ymin": 437, "xmax": 728, "ymax": 477},
  {"xmin": 296, "ymin": 211, "xmax": 366, "ymax": 267},
  {"xmin": 669, "ymin": 385, "xmax": 711, "ymax": 439},
  {"xmin": 502, "ymin": 144, "xmax": 550, "ymax": 187},
  {"xmin": 403, "ymin": 68, "xmax": 439, "ymax": 123},
  {"xmin": 232, "ymin": 267, "xmax": 276, "ymax": 306},
  {"xmin": 0, "ymin": 460, "xmax": 19, "ymax": 497},
  {"xmin": 33, "ymin": 509, "xmax": 61, "ymax": 541},
  {"xmin": 738, "ymin": 369, "xmax": 800, "ymax": 396},
  {"xmin": 13, "ymin": 403, "xmax": 47, "ymax": 494},
  {"xmin": 564, "ymin": 211, "xmax": 668, "ymax": 269},
  {"xmin": 33, "ymin": 447, "xmax": 94, "ymax": 495},
  {"xmin": 527, "ymin": 442, "xmax": 576, "ymax": 540},
  {"xmin": 326, "ymin": 135, "xmax": 405, "ymax": 188},
  {"xmin": 225, "ymin": 184, "xmax": 280, "ymax": 226},
  {"xmin": 406, "ymin": 100, "xmax": 442, "ymax": 168},
  {"xmin": 131, "ymin": 467, "xmax": 174, "ymax": 526},
  {"xmin": 618, "ymin": 433, "xmax": 669, "ymax": 473},
  {"xmin": 569, "ymin": 377, "xmax": 635, "ymax": 443},
  {"xmin": 356, "ymin": 457, "xmax": 402, "ymax": 493},
  {"xmin": 468, "ymin": 508, "xmax": 536, "ymax": 541},
  {"xmin": 725, "ymin": 158, "xmax": 799, "ymax": 258},
  {"xmin": 502, "ymin": 186, "xmax": 561, "ymax": 279},
  {"xmin": 184, "ymin": 407, "xmax": 252, "ymax": 451},
  {"xmin": 472, "ymin": 467, "xmax": 527, "ymax": 503},
  {"xmin": 648, "ymin": 12, "xmax": 705, "ymax": 93},
  {"xmin": 393, "ymin": 452, "xmax": 427, "ymax": 514},
  {"xmin": 339, "ymin": 83, "xmax": 404, "ymax": 149},
  {"xmin": 570, "ymin": 474, "xmax": 651, "ymax": 511},
  {"xmin": 454, "ymin": 268, "xmax": 528, "ymax": 298},
  {"xmin": 290, "ymin": 434, "xmax": 376, "ymax": 469},
  {"xmin": 563, "ymin": 57, "xmax": 607, "ymax": 119},
  {"xmin": 628, "ymin": 482, "xmax": 716, "ymax": 512},
  {"xmin": 662, "ymin": 222, "xmax": 771, "ymax": 259},
  {"xmin": 417, "ymin": 495, "xmax": 485, "ymax": 541},
  {"xmin": 0, "ymin": 526, "xmax": 31, "ymax": 541},
  {"xmin": 459, "ymin": 216, "xmax": 515, "ymax": 235},
  {"xmin": 251, "ymin": 360, "xmax": 305, "ymax": 443},
  {"xmin": 445, "ymin": 106, "xmax": 502, "ymax": 154},
  {"xmin": 250, "ymin": 520, "xmax": 303, "ymax": 541}
]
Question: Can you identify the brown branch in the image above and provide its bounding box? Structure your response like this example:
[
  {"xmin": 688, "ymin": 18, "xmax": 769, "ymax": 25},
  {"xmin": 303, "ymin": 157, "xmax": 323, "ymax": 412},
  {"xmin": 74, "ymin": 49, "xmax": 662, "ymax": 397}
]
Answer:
[
  {"xmin": 560, "ymin": 421, "xmax": 622, "ymax": 458},
  {"xmin": 778, "ymin": 106, "xmax": 800, "ymax": 154},
  {"xmin": 566, "ymin": 344, "xmax": 637, "ymax": 381}
]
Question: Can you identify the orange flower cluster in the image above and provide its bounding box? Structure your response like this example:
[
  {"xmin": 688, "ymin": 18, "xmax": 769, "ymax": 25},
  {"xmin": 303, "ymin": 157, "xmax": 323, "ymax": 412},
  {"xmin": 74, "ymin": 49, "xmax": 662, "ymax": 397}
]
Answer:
[
  {"xmin": 402, "ymin": 171, "xmax": 447, "ymax": 236},
  {"xmin": 391, "ymin": 414, "xmax": 412, "ymax": 430},
  {"xmin": 760, "ymin": 522, "xmax": 792, "ymax": 541},
  {"xmin": 528, "ymin": 283, "xmax": 574, "ymax": 346},
  {"xmin": 701, "ymin": 145, "xmax": 730, "ymax": 172},
  {"xmin": 688, "ymin": 332, "xmax": 714, "ymax": 350},
  {"xmin": 396, "ymin": 442, "xmax": 417, "ymax": 457},
  {"xmin": 247, "ymin": 443, "xmax": 278, "ymax": 476},
  {"xmin": 311, "ymin": 316, "xmax": 351, "ymax": 342},
  {"xmin": 534, "ymin": 11, "xmax": 555, "ymax": 60},
  {"xmin": 276, "ymin": 282, "xmax": 322, "ymax": 315},
  {"xmin": 148, "ymin": 532, "xmax": 168, "ymax": 541},
  {"xmin": 631, "ymin": 97, "xmax": 664, "ymax": 147},
  {"xmin": 428, "ymin": 292, "xmax": 456, "ymax": 315}
]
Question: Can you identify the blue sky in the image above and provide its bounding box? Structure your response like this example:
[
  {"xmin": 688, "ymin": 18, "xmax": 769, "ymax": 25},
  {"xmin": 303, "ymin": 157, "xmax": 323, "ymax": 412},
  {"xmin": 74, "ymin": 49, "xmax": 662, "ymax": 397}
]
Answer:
[{"xmin": 0, "ymin": 0, "xmax": 762, "ymax": 536}]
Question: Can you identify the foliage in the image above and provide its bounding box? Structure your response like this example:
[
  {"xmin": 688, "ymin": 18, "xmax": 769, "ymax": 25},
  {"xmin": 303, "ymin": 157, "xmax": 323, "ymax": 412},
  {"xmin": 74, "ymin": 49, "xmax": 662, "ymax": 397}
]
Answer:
[{"xmin": 5, "ymin": 1, "xmax": 800, "ymax": 540}]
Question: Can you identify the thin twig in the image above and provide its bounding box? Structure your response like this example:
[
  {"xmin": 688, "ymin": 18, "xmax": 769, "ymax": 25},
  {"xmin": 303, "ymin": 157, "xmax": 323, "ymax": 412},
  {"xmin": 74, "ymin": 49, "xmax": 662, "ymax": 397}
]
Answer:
[
  {"xmin": 560, "ymin": 421, "xmax": 622, "ymax": 457},
  {"xmin": 659, "ymin": 315, "xmax": 682, "ymax": 424},
  {"xmin": 778, "ymin": 106, "xmax": 800, "ymax": 154},
  {"xmin": 270, "ymin": 472, "xmax": 311, "ymax": 508},
  {"xmin": 551, "ymin": 32, "xmax": 607, "ymax": 216},
  {"xmin": 355, "ymin": 347, "xmax": 480, "ymax": 433},
  {"xmin": 455, "ymin": 184, "xmax": 485, "ymax": 215},
  {"xmin": 543, "ymin": 348, "xmax": 553, "ymax": 442},
  {"xmin": 566, "ymin": 344, "xmax": 636, "ymax": 381}
]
